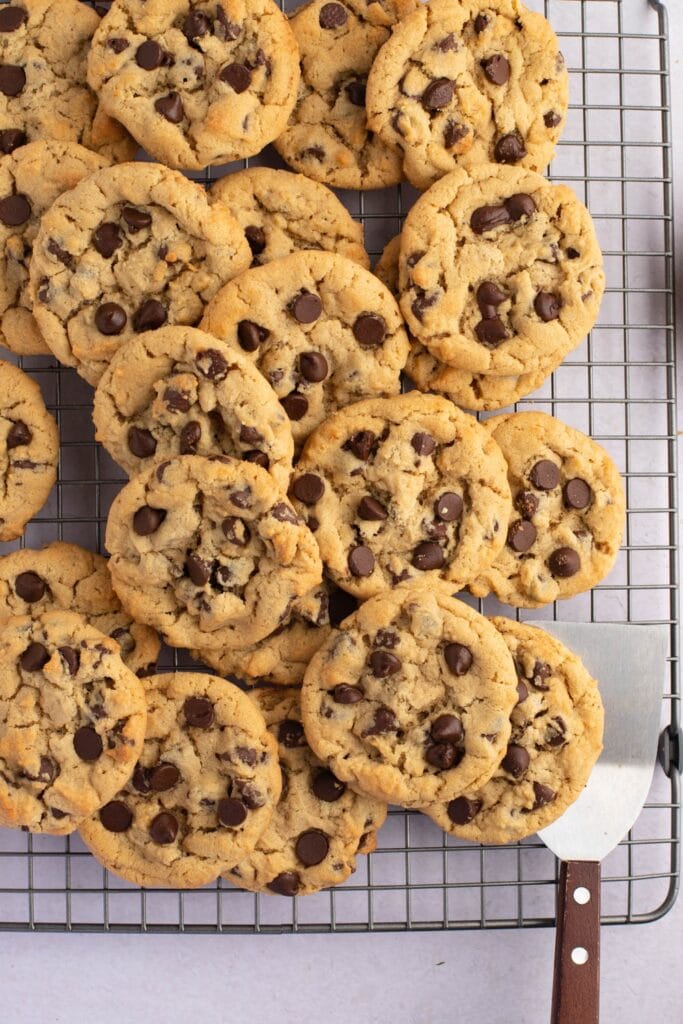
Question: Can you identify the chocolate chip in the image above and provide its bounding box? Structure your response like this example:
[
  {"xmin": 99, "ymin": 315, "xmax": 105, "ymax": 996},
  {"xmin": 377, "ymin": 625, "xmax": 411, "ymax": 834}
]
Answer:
[
  {"xmin": 422, "ymin": 77, "xmax": 453, "ymax": 111},
  {"xmin": 369, "ymin": 650, "xmax": 401, "ymax": 677},
  {"xmin": 132, "ymin": 763, "xmax": 151, "ymax": 793},
  {"xmin": 411, "ymin": 432, "xmax": 435, "ymax": 456},
  {"xmin": 506, "ymin": 193, "xmax": 536, "ymax": 220},
  {"xmin": 0, "ymin": 193, "xmax": 30, "ymax": 226},
  {"xmin": 529, "ymin": 661, "xmax": 552, "ymax": 690},
  {"xmin": 328, "ymin": 588, "xmax": 358, "ymax": 626},
  {"xmin": 332, "ymin": 684, "xmax": 364, "ymax": 704},
  {"xmin": 281, "ymin": 393, "xmax": 308, "ymax": 420},
  {"xmin": 532, "ymin": 781, "xmax": 556, "ymax": 809},
  {"xmin": 95, "ymin": 302, "xmax": 127, "ymax": 335},
  {"xmin": 566, "ymin": 247, "xmax": 580, "ymax": 259},
  {"xmin": 237, "ymin": 319, "xmax": 268, "ymax": 351},
  {"xmin": 136, "ymin": 40, "xmax": 165, "ymax": 70},
  {"xmin": 195, "ymin": 348, "xmax": 228, "ymax": 381},
  {"xmin": 475, "ymin": 316, "xmax": 508, "ymax": 346},
  {"xmin": 100, "ymin": 801, "xmax": 133, "ymax": 833},
  {"xmin": 149, "ymin": 762, "xmax": 180, "ymax": 791},
  {"xmin": 444, "ymin": 121, "xmax": 468, "ymax": 148},
  {"xmin": 444, "ymin": 643, "xmax": 472, "ymax": 676},
  {"xmin": 544, "ymin": 110, "xmax": 562, "ymax": 128},
  {"xmin": 238, "ymin": 425, "xmax": 262, "ymax": 447},
  {"xmin": 236, "ymin": 746, "xmax": 258, "ymax": 766},
  {"xmin": 470, "ymin": 204, "xmax": 511, "ymax": 234},
  {"xmin": 411, "ymin": 290, "xmax": 437, "ymax": 321},
  {"xmin": 0, "ymin": 128, "xmax": 26, "ymax": 153},
  {"xmin": 184, "ymin": 696, "xmax": 214, "ymax": 728},
  {"xmin": 345, "ymin": 79, "xmax": 366, "ymax": 106},
  {"xmin": 218, "ymin": 797, "xmax": 248, "ymax": 827},
  {"xmin": 348, "ymin": 545, "xmax": 374, "ymax": 577},
  {"xmin": 546, "ymin": 716, "xmax": 567, "ymax": 747},
  {"xmin": 362, "ymin": 706, "xmax": 398, "ymax": 737},
  {"xmin": 477, "ymin": 280, "xmax": 507, "ymax": 317},
  {"xmin": 133, "ymin": 299, "xmax": 166, "ymax": 332},
  {"xmin": 0, "ymin": 65, "xmax": 26, "ymax": 97},
  {"xmin": 534, "ymin": 291, "xmax": 562, "ymax": 322},
  {"xmin": 352, "ymin": 313, "xmax": 386, "ymax": 348},
  {"xmin": 299, "ymin": 351, "xmax": 328, "ymax": 382},
  {"xmin": 344, "ymin": 430, "xmax": 376, "ymax": 460},
  {"xmin": 279, "ymin": 719, "xmax": 306, "ymax": 747},
  {"xmin": 133, "ymin": 505, "xmax": 165, "ymax": 536},
  {"xmin": 516, "ymin": 680, "xmax": 529, "ymax": 704},
  {"xmin": 155, "ymin": 92, "xmax": 184, "ymax": 123},
  {"xmin": 292, "ymin": 474, "xmax": 324, "ymax": 505},
  {"xmin": 245, "ymin": 224, "xmax": 266, "ymax": 256},
  {"xmin": 185, "ymin": 553, "xmax": 210, "ymax": 587},
  {"xmin": 121, "ymin": 208, "xmax": 152, "ymax": 234},
  {"xmin": 301, "ymin": 146, "xmax": 325, "ymax": 161},
  {"xmin": 447, "ymin": 796, "xmax": 482, "ymax": 825},
  {"xmin": 494, "ymin": 132, "xmax": 526, "ymax": 163},
  {"xmin": 357, "ymin": 496, "xmax": 387, "ymax": 522},
  {"xmin": 183, "ymin": 10, "xmax": 211, "ymax": 41},
  {"xmin": 214, "ymin": 6, "xmax": 240, "ymax": 39},
  {"xmin": 481, "ymin": 54, "xmax": 510, "ymax": 85},
  {"xmin": 530, "ymin": 460, "xmax": 560, "ymax": 490},
  {"xmin": 93, "ymin": 222, "xmax": 123, "ymax": 258},
  {"xmin": 235, "ymin": 780, "xmax": 264, "ymax": 809},
  {"xmin": 412, "ymin": 541, "xmax": 444, "ymax": 571},
  {"xmin": 312, "ymin": 770, "xmax": 346, "ymax": 802},
  {"xmin": 268, "ymin": 871, "xmax": 300, "ymax": 896},
  {"xmin": 507, "ymin": 519, "xmax": 536, "ymax": 552},
  {"xmin": 290, "ymin": 290, "xmax": 322, "ymax": 324},
  {"xmin": 563, "ymin": 478, "xmax": 592, "ymax": 509},
  {"xmin": 179, "ymin": 421, "xmax": 201, "ymax": 454},
  {"xmin": 473, "ymin": 12, "xmax": 488, "ymax": 32},
  {"xmin": 220, "ymin": 63, "xmax": 251, "ymax": 92},
  {"xmin": 295, "ymin": 829, "xmax": 329, "ymax": 866},
  {"xmin": 515, "ymin": 491, "xmax": 539, "ymax": 519},
  {"xmin": 73, "ymin": 726, "xmax": 103, "ymax": 762},
  {"xmin": 58, "ymin": 646, "xmax": 79, "ymax": 676},
  {"xmin": 20, "ymin": 642, "xmax": 49, "ymax": 672},
  {"xmin": 15, "ymin": 571, "xmax": 46, "ymax": 603},
  {"xmin": 149, "ymin": 811, "xmax": 178, "ymax": 844},
  {"xmin": 501, "ymin": 744, "xmax": 530, "ymax": 778},
  {"xmin": 107, "ymin": 37, "xmax": 128, "ymax": 53},
  {"xmin": 426, "ymin": 742, "xmax": 458, "ymax": 770},
  {"xmin": 434, "ymin": 492, "xmax": 463, "ymax": 522},
  {"xmin": 127, "ymin": 426, "xmax": 157, "ymax": 459},
  {"xmin": 7, "ymin": 420, "xmax": 31, "ymax": 448},
  {"xmin": 319, "ymin": 2, "xmax": 347, "ymax": 27},
  {"xmin": 271, "ymin": 502, "xmax": 298, "ymax": 523},
  {"xmin": 222, "ymin": 516, "xmax": 250, "ymax": 546},
  {"xmin": 0, "ymin": 6, "xmax": 26, "ymax": 31},
  {"xmin": 548, "ymin": 547, "xmax": 581, "ymax": 578},
  {"xmin": 431, "ymin": 715, "xmax": 463, "ymax": 744}
]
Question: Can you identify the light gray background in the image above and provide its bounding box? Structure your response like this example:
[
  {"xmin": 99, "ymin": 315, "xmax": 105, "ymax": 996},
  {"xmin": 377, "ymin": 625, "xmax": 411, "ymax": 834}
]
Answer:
[{"xmin": 3, "ymin": 2, "xmax": 683, "ymax": 1021}]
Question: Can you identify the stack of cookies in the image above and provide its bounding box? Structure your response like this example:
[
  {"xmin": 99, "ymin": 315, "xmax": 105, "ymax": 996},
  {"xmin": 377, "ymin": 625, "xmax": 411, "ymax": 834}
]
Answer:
[{"xmin": 0, "ymin": 0, "xmax": 623, "ymax": 894}]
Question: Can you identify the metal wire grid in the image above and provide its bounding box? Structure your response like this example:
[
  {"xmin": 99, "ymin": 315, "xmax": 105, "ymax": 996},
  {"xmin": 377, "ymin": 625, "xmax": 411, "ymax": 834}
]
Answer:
[{"xmin": 0, "ymin": 0, "xmax": 678, "ymax": 933}]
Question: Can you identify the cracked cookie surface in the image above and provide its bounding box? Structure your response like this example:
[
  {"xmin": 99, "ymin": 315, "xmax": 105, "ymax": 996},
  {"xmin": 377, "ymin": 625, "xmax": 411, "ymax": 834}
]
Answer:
[
  {"xmin": 29, "ymin": 161, "xmax": 250, "ymax": 386},
  {"xmin": 201, "ymin": 250, "xmax": 409, "ymax": 450},
  {"xmin": 301, "ymin": 584, "xmax": 518, "ymax": 808},
  {"xmin": 0, "ymin": 140, "xmax": 110, "ymax": 357},
  {"xmin": 225, "ymin": 688, "xmax": 386, "ymax": 895},
  {"xmin": 399, "ymin": 164, "xmax": 605, "ymax": 376},
  {"xmin": 106, "ymin": 454, "xmax": 322, "ymax": 652},
  {"xmin": 93, "ymin": 325, "xmax": 294, "ymax": 488},
  {"xmin": 470, "ymin": 412, "xmax": 626, "ymax": 607},
  {"xmin": 0, "ymin": 359, "xmax": 58, "ymax": 542},
  {"xmin": 422, "ymin": 617, "xmax": 604, "ymax": 843},
  {"xmin": 0, "ymin": 541, "xmax": 160, "ymax": 678},
  {"xmin": 80, "ymin": 672, "xmax": 281, "ymax": 888},
  {"xmin": 0, "ymin": 609, "xmax": 146, "ymax": 835},
  {"xmin": 87, "ymin": 0, "xmax": 300, "ymax": 171},
  {"xmin": 366, "ymin": 0, "xmax": 568, "ymax": 190},
  {"xmin": 289, "ymin": 392, "xmax": 511, "ymax": 599}
]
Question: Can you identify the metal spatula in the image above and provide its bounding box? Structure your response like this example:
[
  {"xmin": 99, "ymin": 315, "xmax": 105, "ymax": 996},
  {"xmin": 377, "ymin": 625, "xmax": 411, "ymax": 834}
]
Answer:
[{"xmin": 529, "ymin": 621, "xmax": 669, "ymax": 1024}]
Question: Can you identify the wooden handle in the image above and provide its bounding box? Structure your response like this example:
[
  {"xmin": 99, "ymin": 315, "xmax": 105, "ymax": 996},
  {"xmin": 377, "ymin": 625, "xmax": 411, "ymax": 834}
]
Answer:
[{"xmin": 551, "ymin": 860, "xmax": 601, "ymax": 1024}]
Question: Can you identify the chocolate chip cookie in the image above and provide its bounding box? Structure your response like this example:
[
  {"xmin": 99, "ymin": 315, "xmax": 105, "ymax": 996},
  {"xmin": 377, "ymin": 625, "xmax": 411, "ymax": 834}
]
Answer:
[
  {"xmin": 225, "ymin": 687, "xmax": 386, "ymax": 896},
  {"xmin": 106, "ymin": 454, "xmax": 322, "ymax": 652},
  {"xmin": 93, "ymin": 326, "xmax": 294, "ymax": 488},
  {"xmin": 0, "ymin": 0, "xmax": 136, "ymax": 163},
  {"xmin": 399, "ymin": 164, "xmax": 605, "ymax": 376},
  {"xmin": 0, "ymin": 610, "xmax": 146, "ymax": 835},
  {"xmin": 273, "ymin": 0, "xmax": 415, "ymax": 190},
  {"xmin": 470, "ymin": 412, "xmax": 626, "ymax": 607},
  {"xmin": 0, "ymin": 140, "xmax": 110, "ymax": 357},
  {"xmin": 366, "ymin": 0, "xmax": 568, "ymax": 190},
  {"xmin": 209, "ymin": 166, "xmax": 369, "ymax": 269},
  {"xmin": 80, "ymin": 672, "xmax": 281, "ymax": 888},
  {"xmin": 200, "ymin": 250, "xmax": 409, "ymax": 450},
  {"xmin": 87, "ymin": 0, "xmax": 300, "ymax": 171},
  {"xmin": 0, "ymin": 359, "xmax": 58, "ymax": 542},
  {"xmin": 29, "ymin": 161, "xmax": 251, "ymax": 386},
  {"xmin": 422, "ymin": 617, "xmax": 604, "ymax": 843},
  {"xmin": 0, "ymin": 542, "xmax": 160, "ymax": 678},
  {"xmin": 289, "ymin": 392, "xmax": 511, "ymax": 599},
  {"xmin": 301, "ymin": 584, "xmax": 518, "ymax": 808}
]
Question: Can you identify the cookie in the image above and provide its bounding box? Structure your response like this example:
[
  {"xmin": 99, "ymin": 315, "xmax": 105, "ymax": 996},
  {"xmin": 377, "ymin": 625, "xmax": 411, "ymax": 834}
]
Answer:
[
  {"xmin": 273, "ymin": 0, "xmax": 414, "ymax": 190},
  {"xmin": 80, "ymin": 672, "xmax": 282, "ymax": 889},
  {"xmin": 399, "ymin": 164, "xmax": 605, "ymax": 376},
  {"xmin": 29, "ymin": 161, "xmax": 251, "ymax": 386},
  {"xmin": 422, "ymin": 617, "xmax": 604, "ymax": 844},
  {"xmin": 289, "ymin": 392, "xmax": 511, "ymax": 599},
  {"xmin": 0, "ymin": 359, "xmax": 58, "ymax": 542},
  {"xmin": 0, "ymin": 0, "xmax": 136, "ymax": 163},
  {"xmin": 0, "ymin": 609, "xmax": 146, "ymax": 835},
  {"xmin": 209, "ymin": 166, "xmax": 369, "ymax": 269},
  {"xmin": 0, "ymin": 542, "xmax": 160, "ymax": 678},
  {"xmin": 93, "ymin": 326, "xmax": 294, "ymax": 489},
  {"xmin": 366, "ymin": 0, "xmax": 569, "ymax": 190},
  {"xmin": 192, "ymin": 577, "xmax": 358, "ymax": 686},
  {"xmin": 0, "ymin": 140, "xmax": 110, "ymax": 357},
  {"xmin": 106, "ymin": 454, "xmax": 322, "ymax": 652},
  {"xmin": 225, "ymin": 688, "xmax": 386, "ymax": 896},
  {"xmin": 301, "ymin": 584, "xmax": 518, "ymax": 808},
  {"xmin": 87, "ymin": 0, "xmax": 300, "ymax": 171},
  {"xmin": 201, "ymin": 250, "xmax": 409, "ymax": 450},
  {"xmin": 470, "ymin": 411, "xmax": 626, "ymax": 607}
]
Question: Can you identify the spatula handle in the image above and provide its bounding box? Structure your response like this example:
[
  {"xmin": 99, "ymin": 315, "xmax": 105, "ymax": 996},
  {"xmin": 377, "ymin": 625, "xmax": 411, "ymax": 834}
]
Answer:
[{"xmin": 551, "ymin": 860, "xmax": 601, "ymax": 1024}]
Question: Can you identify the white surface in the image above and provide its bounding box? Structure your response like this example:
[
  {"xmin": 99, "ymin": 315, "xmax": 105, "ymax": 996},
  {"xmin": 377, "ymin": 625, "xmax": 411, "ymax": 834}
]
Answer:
[{"xmin": 3, "ymin": 2, "xmax": 683, "ymax": 1021}]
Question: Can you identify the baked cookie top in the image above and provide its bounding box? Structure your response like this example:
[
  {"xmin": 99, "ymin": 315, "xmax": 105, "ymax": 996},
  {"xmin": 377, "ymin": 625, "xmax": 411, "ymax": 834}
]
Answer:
[
  {"xmin": 366, "ymin": 0, "xmax": 568, "ymax": 190},
  {"xmin": 209, "ymin": 166, "xmax": 368, "ymax": 269},
  {"xmin": 29, "ymin": 160, "xmax": 251, "ymax": 385},
  {"xmin": 200, "ymin": 250, "xmax": 409, "ymax": 450},
  {"xmin": 423, "ymin": 617, "xmax": 604, "ymax": 844},
  {"xmin": 470, "ymin": 411, "xmax": 626, "ymax": 607},
  {"xmin": 301, "ymin": 584, "xmax": 518, "ymax": 807},
  {"xmin": 93, "ymin": 326, "xmax": 294, "ymax": 489},
  {"xmin": 0, "ymin": 140, "xmax": 109, "ymax": 357},
  {"xmin": 273, "ymin": 0, "xmax": 414, "ymax": 190},
  {"xmin": 80, "ymin": 672, "xmax": 282, "ymax": 888},
  {"xmin": 105, "ymin": 454, "xmax": 322, "ymax": 652},
  {"xmin": 0, "ymin": 542, "xmax": 160, "ymax": 678},
  {"xmin": 289, "ymin": 392, "xmax": 511, "ymax": 599},
  {"xmin": 0, "ymin": 610, "xmax": 146, "ymax": 835},
  {"xmin": 225, "ymin": 687, "xmax": 387, "ymax": 896},
  {"xmin": 0, "ymin": 0, "xmax": 136, "ymax": 163},
  {"xmin": 0, "ymin": 359, "xmax": 58, "ymax": 543},
  {"xmin": 399, "ymin": 164, "xmax": 605, "ymax": 376},
  {"xmin": 87, "ymin": 0, "xmax": 300, "ymax": 170}
]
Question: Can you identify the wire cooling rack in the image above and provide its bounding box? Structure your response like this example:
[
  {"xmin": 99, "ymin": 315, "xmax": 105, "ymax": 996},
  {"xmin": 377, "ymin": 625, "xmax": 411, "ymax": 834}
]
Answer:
[{"xmin": 0, "ymin": 0, "xmax": 679, "ymax": 934}]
